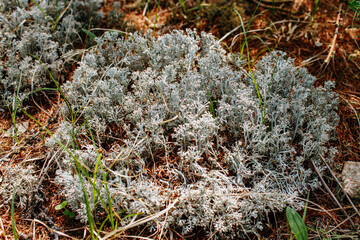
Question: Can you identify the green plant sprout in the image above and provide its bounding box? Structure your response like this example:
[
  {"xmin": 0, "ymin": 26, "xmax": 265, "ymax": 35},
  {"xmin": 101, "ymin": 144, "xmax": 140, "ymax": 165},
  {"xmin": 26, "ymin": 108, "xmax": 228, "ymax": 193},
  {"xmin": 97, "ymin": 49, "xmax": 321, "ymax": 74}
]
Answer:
[
  {"xmin": 286, "ymin": 207, "xmax": 308, "ymax": 240},
  {"xmin": 286, "ymin": 191, "xmax": 310, "ymax": 240},
  {"xmin": 55, "ymin": 201, "xmax": 75, "ymax": 218},
  {"xmin": 311, "ymin": 0, "xmax": 321, "ymax": 25}
]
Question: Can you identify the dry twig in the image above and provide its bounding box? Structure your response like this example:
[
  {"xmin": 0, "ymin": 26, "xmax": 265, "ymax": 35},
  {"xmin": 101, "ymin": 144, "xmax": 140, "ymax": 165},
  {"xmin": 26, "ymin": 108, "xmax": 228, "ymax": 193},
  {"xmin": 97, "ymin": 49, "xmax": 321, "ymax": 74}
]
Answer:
[
  {"xmin": 322, "ymin": 2, "xmax": 343, "ymax": 69},
  {"xmin": 103, "ymin": 199, "xmax": 179, "ymax": 240},
  {"xmin": 25, "ymin": 218, "xmax": 78, "ymax": 240}
]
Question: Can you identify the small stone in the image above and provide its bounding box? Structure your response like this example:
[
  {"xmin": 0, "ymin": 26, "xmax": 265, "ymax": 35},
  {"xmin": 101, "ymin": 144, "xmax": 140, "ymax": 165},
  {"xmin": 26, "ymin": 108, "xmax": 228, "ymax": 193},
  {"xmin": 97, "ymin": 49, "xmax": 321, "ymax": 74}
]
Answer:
[
  {"xmin": 341, "ymin": 161, "xmax": 360, "ymax": 198},
  {"xmin": 3, "ymin": 121, "xmax": 29, "ymax": 137}
]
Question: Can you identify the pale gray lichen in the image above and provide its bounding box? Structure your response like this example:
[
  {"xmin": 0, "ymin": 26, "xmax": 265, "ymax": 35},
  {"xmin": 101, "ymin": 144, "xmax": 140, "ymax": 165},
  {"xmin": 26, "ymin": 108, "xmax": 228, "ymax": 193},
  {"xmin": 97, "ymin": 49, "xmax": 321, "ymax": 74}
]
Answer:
[
  {"xmin": 54, "ymin": 30, "xmax": 339, "ymax": 238},
  {"xmin": 0, "ymin": 0, "xmax": 103, "ymax": 111},
  {"xmin": 0, "ymin": 164, "xmax": 37, "ymax": 209}
]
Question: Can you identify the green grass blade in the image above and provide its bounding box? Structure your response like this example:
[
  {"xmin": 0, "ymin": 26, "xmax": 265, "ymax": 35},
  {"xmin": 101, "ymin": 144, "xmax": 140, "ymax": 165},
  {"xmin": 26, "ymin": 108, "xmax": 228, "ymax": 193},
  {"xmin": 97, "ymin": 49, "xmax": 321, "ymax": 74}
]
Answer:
[
  {"xmin": 28, "ymin": 53, "xmax": 74, "ymax": 122},
  {"xmin": 86, "ymin": 124, "xmax": 116, "ymax": 230},
  {"xmin": 53, "ymin": 0, "xmax": 73, "ymax": 31},
  {"xmin": 12, "ymin": 71, "xmax": 23, "ymax": 139},
  {"xmin": 303, "ymin": 190, "xmax": 310, "ymax": 220},
  {"xmin": 31, "ymin": 0, "xmax": 52, "ymax": 24},
  {"xmin": 0, "ymin": 127, "xmax": 15, "ymax": 139},
  {"xmin": 74, "ymin": 168, "xmax": 96, "ymax": 240},
  {"xmin": 314, "ymin": 0, "xmax": 320, "ymax": 16},
  {"xmin": 179, "ymin": 0, "xmax": 188, "ymax": 13},
  {"xmin": 92, "ymin": 153, "xmax": 102, "ymax": 209},
  {"xmin": 17, "ymin": 63, "xmax": 94, "ymax": 238},
  {"xmin": 20, "ymin": 108, "xmax": 95, "ymax": 239},
  {"xmin": 82, "ymin": 28, "xmax": 97, "ymax": 41},
  {"xmin": 28, "ymin": 53, "xmax": 80, "ymax": 149},
  {"xmin": 11, "ymin": 191, "xmax": 18, "ymax": 240},
  {"xmin": 235, "ymin": 9, "xmax": 264, "ymax": 123},
  {"xmin": 153, "ymin": 0, "xmax": 161, "ymax": 35},
  {"xmin": 207, "ymin": 88, "xmax": 216, "ymax": 118},
  {"xmin": 1, "ymin": 87, "xmax": 56, "ymax": 142}
]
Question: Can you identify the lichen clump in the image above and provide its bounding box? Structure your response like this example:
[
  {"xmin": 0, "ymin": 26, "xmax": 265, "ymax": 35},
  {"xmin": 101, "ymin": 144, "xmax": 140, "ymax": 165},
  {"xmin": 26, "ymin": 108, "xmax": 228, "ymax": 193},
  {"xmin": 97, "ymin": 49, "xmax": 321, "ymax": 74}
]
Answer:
[
  {"xmin": 0, "ymin": 0, "xmax": 103, "ymax": 110},
  {"xmin": 54, "ymin": 30, "xmax": 338, "ymax": 238}
]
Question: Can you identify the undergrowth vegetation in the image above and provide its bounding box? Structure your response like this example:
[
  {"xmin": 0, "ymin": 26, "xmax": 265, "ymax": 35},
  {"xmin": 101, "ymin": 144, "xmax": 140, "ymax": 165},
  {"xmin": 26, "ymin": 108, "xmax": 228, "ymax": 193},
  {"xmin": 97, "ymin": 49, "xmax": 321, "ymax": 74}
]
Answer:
[{"xmin": 2, "ymin": 0, "xmax": 356, "ymax": 239}]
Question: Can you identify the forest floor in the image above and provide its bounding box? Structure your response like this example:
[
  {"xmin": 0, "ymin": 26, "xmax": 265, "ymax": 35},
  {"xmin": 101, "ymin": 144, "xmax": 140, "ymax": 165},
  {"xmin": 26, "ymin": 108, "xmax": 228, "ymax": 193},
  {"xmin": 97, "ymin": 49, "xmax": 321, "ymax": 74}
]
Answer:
[{"xmin": 0, "ymin": 0, "xmax": 360, "ymax": 239}]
